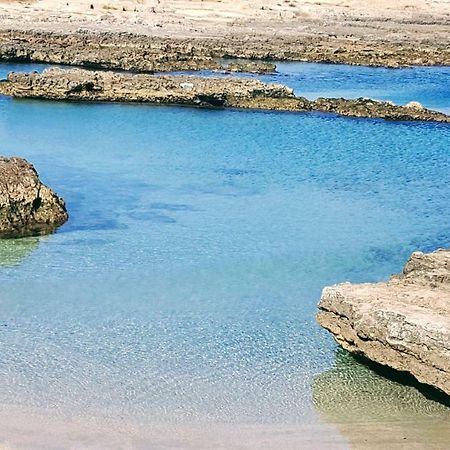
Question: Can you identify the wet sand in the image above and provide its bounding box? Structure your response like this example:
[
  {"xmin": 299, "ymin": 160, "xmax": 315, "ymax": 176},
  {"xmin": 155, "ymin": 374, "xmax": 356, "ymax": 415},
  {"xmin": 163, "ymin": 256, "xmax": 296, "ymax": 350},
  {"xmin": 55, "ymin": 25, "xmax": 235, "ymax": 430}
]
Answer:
[
  {"xmin": 0, "ymin": 407, "xmax": 347, "ymax": 450},
  {"xmin": 1, "ymin": 405, "xmax": 450, "ymax": 449}
]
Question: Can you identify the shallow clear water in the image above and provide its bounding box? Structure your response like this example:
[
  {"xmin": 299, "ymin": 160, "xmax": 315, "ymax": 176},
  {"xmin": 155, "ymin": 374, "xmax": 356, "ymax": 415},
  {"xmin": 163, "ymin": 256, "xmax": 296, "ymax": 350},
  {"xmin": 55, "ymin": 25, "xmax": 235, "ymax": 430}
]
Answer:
[{"xmin": 0, "ymin": 62, "xmax": 450, "ymax": 445}]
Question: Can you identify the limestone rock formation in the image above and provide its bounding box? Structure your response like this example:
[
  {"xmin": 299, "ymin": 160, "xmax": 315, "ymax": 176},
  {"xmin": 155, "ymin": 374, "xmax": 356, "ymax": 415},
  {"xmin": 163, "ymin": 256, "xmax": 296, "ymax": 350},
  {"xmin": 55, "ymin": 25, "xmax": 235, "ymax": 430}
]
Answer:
[
  {"xmin": 1, "ymin": 30, "xmax": 449, "ymax": 71},
  {"xmin": 317, "ymin": 249, "xmax": 450, "ymax": 396},
  {"xmin": 224, "ymin": 61, "xmax": 277, "ymax": 74},
  {"xmin": 1, "ymin": 68, "xmax": 450, "ymax": 123},
  {"xmin": 0, "ymin": 67, "xmax": 296, "ymax": 107},
  {"xmin": 0, "ymin": 157, "xmax": 68, "ymax": 237}
]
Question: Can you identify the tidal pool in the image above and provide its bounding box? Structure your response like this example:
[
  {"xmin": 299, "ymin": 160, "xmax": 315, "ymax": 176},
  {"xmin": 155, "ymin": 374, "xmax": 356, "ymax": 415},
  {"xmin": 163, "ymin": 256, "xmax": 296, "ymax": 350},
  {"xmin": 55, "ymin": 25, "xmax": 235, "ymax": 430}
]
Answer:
[{"xmin": 0, "ymin": 62, "xmax": 449, "ymax": 448}]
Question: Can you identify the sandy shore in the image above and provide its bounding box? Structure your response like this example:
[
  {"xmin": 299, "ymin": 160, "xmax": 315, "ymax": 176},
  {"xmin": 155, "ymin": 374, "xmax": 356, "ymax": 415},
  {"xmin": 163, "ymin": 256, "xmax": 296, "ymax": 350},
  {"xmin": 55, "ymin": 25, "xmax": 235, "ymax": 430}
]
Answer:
[
  {"xmin": 1, "ymin": 404, "xmax": 450, "ymax": 450},
  {"xmin": 0, "ymin": 405, "xmax": 347, "ymax": 450},
  {"xmin": 0, "ymin": 0, "xmax": 449, "ymax": 67},
  {"xmin": 1, "ymin": 0, "xmax": 449, "ymax": 42}
]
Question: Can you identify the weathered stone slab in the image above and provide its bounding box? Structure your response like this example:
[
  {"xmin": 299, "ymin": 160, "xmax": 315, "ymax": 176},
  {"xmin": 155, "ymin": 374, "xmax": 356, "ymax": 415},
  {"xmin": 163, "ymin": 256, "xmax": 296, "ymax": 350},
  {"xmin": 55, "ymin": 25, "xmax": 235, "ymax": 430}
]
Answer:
[{"xmin": 317, "ymin": 249, "xmax": 450, "ymax": 396}]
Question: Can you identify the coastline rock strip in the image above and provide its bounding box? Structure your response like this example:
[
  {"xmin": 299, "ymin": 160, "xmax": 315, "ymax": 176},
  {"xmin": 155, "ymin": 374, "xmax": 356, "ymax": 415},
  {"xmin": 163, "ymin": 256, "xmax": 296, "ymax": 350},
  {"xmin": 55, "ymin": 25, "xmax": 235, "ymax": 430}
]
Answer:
[
  {"xmin": 0, "ymin": 157, "xmax": 68, "ymax": 238},
  {"xmin": 0, "ymin": 30, "xmax": 449, "ymax": 71},
  {"xmin": 1, "ymin": 0, "xmax": 450, "ymax": 70},
  {"xmin": 1, "ymin": 68, "xmax": 449, "ymax": 123},
  {"xmin": 317, "ymin": 249, "xmax": 450, "ymax": 396},
  {"xmin": 0, "ymin": 30, "xmax": 280, "ymax": 73}
]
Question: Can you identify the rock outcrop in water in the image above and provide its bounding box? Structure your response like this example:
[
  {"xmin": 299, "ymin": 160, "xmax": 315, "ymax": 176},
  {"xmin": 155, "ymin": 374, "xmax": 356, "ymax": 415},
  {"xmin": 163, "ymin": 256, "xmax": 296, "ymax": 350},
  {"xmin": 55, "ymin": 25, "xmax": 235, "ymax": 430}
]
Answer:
[
  {"xmin": 1, "ymin": 68, "xmax": 449, "ymax": 123},
  {"xmin": 0, "ymin": 157, "xmax": 68, "ymax": 237},
  {"xmin": 222, "ymin": 61, "xmax": 277, "ymax": 74},
  {"xmin": 0, "ymin": 67, "xmax": 294, "ymax": 107},
  {"xmin": 317, "ymin": 249, "xmax": 450, "ymax": 396}
]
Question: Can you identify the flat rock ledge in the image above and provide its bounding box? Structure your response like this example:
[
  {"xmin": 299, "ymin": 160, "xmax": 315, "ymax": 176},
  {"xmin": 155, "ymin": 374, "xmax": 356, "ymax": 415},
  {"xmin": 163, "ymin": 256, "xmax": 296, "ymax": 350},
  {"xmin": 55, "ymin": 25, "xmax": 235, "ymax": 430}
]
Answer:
[
  {"xmin": 1, "ymin": 30, "xmax": 449, "ymax": 70},
  {"xmin": 317, "ymin": 249, "xmax": 450, "ymax": 396},
  {"xmin": 1, "ymin": 68, "xmax": 449, "ymax": 123},
  {"xmin": 0, "ymin": 157, "xmax": 68, "ymax": 238},
  {"xmin": 0, "ymin": 30, "xmax": 278, "ymax": 74}
]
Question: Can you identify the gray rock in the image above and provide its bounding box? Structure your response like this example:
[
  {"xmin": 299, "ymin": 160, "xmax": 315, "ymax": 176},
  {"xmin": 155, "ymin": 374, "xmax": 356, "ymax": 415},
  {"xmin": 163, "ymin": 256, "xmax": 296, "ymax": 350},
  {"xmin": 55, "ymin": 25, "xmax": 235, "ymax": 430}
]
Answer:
[
  {"xmin": 317, "ymin": 249, "xmax": 450, "ymax": 396},
  {"xmin": 0, "ymin": 157, "xmax": 68, "ymax": 237}
]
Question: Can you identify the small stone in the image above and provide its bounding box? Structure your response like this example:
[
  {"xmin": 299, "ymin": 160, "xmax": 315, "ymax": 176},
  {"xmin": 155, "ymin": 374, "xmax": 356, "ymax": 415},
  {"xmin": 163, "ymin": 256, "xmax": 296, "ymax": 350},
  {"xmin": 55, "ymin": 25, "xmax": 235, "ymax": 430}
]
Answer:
[
  {"xmin": 180, "ymin": 82, "xmax": 194, "ymax": 90},
  {"xmin": 405, "ymin": 101, "xmax": 424, "ymax": 110}
]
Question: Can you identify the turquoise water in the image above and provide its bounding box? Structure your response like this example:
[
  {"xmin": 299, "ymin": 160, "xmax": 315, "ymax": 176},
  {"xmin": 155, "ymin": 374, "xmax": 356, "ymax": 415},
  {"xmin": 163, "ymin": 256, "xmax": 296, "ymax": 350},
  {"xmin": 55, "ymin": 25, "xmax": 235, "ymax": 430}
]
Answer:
[{"xmin": 0, "ymin": 62, "xmax": 450, "ymax": 444}]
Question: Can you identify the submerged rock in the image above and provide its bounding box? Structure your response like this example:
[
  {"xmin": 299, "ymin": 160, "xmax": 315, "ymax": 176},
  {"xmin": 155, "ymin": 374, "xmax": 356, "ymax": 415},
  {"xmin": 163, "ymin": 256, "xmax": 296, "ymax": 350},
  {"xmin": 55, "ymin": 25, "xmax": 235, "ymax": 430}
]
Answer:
[
  {"xmin": 1, "ymin": 68, "xmax": 449, "ymax": 123},
  {"xmin": 0, "ymin": 157, "xmax": 68, "ymax": 237},
  {"xmin": 312, "ymin": 349, "xmax": 450, "ymax": 448},
  {"xmin": 0, "ymin": 236, "xmax": 40, "ymax": 265},
  {"xmin": 317, "ymin": 249, "xmax": 450, "ymax": 396}
]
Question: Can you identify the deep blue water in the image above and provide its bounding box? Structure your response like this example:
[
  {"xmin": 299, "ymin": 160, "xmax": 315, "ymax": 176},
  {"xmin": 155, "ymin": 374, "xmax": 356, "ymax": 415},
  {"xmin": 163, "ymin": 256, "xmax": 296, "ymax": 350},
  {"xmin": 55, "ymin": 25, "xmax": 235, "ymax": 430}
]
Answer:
[{"xmin": 0, "ymin": 62, "xmax": 449, "ymax": 440}]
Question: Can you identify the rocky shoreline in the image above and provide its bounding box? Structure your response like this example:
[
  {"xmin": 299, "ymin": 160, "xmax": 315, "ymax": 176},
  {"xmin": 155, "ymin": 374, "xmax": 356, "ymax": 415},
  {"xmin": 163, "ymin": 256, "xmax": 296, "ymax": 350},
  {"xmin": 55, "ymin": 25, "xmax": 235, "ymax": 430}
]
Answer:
[
  {"xmin": 317, "ymin": 249, "xmax": 450, "ymax": 397},
  {"xmin": 0, "ymin": 31, "xmax": 280, "ymax": 74},
  {"xmin": 1, "ymin": 68, "xmax": 449, "ymax": 123},
  {"xmin": 1, "ymin": 30, "xmax": 449, "ymax": 72}
]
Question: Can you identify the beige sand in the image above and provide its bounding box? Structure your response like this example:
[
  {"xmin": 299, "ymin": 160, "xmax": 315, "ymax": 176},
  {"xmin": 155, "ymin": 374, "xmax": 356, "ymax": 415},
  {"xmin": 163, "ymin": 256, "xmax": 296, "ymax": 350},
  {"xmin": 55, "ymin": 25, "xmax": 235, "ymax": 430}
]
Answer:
[
  {"xmin": 0, "ymin": 406, "xmax": 348, "ymax": 450},
  {"xmin": 1, "ymin": 404, "xmax": 450, "ymax": 449},
  {"xmin": 0, "ymin": 0, "xmax": 449, "ymax": 46}
]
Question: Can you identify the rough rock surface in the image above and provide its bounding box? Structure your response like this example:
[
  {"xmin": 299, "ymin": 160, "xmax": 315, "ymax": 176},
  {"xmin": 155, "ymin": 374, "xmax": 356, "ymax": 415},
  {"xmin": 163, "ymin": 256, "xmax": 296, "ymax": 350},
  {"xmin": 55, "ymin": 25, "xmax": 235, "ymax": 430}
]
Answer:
[
  {"xmin": 312, "ymin": 97, "xmax": 450, "ymax": 122},
  {"xmin": 1, "ymin": 68, "xmax": 450, "ymax": 123},
  {"xmin": 317, "ymin": 249, "xmax": 450, "ymax": 396},
  {"xmin": 0, "ymin": 67, "xmax": 294, "ymax": 106},
  {"xmin": 0, "ymin": 30, "xmax": 277, "ymax": 73},
  {"xmin": 1, "ymin": 30, "xmax": 449, "ymax": 71},
  {"xmin": 221, "ymin": 61, "xmax": 277, "ymax": 74},
  {"xmin": 0, "ymin": 157, "xmax": 68, "ymax": 237}
]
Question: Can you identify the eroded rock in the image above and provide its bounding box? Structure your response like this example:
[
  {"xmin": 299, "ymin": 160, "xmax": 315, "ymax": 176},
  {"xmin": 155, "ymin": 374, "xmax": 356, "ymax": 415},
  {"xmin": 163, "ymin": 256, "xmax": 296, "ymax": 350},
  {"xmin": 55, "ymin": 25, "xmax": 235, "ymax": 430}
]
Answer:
[
  {"xmin": 0, "ymin": 67, "xmax": 296, "ymax": 107},
  {"xmin": 223, "ymin": 61, "xmax": 277, "ymax": 74},
  {"xmin": 0, "ymin": 157, "xmax": 68, "ymax": 237},
  {"xmin": 1, "ymin": 30, "xmax": 449, "ymax": 71},
  {"xmin": 317, "ymin": 249, "xmax": 450, "ymax": 396},
  {"xmin": 1, "ymin": 68, "xmax": 449, "ymax": 123}
]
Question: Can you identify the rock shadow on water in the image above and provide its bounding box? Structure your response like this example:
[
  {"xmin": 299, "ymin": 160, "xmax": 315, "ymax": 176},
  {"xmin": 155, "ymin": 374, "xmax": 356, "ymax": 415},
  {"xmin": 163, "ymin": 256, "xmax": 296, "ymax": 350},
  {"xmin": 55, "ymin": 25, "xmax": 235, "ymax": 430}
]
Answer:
[
  {"xmin": 0, "ymin": 236, "xmax": 40, "ymax": 267},
  {"xmin": 148, "ymin": 202, "xmax": 197, "ymax": 212},
  {"xmin": 128, "ymin": 210, "xmax": 176, "ymax": 224},
  {"xmin": 126, "ymin": 202, "xmax": 200, "ymax": 223},
  {"xmin": 180, "ymin": 182, "xmax": 260, "ymax": 197},
  {"xmin": 312, "ymin": 349, "xmax": 450, "ymax": 448},
  {"xmin": 59, "ymin": 216, "xmax": 128, "ymax": 233}
]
